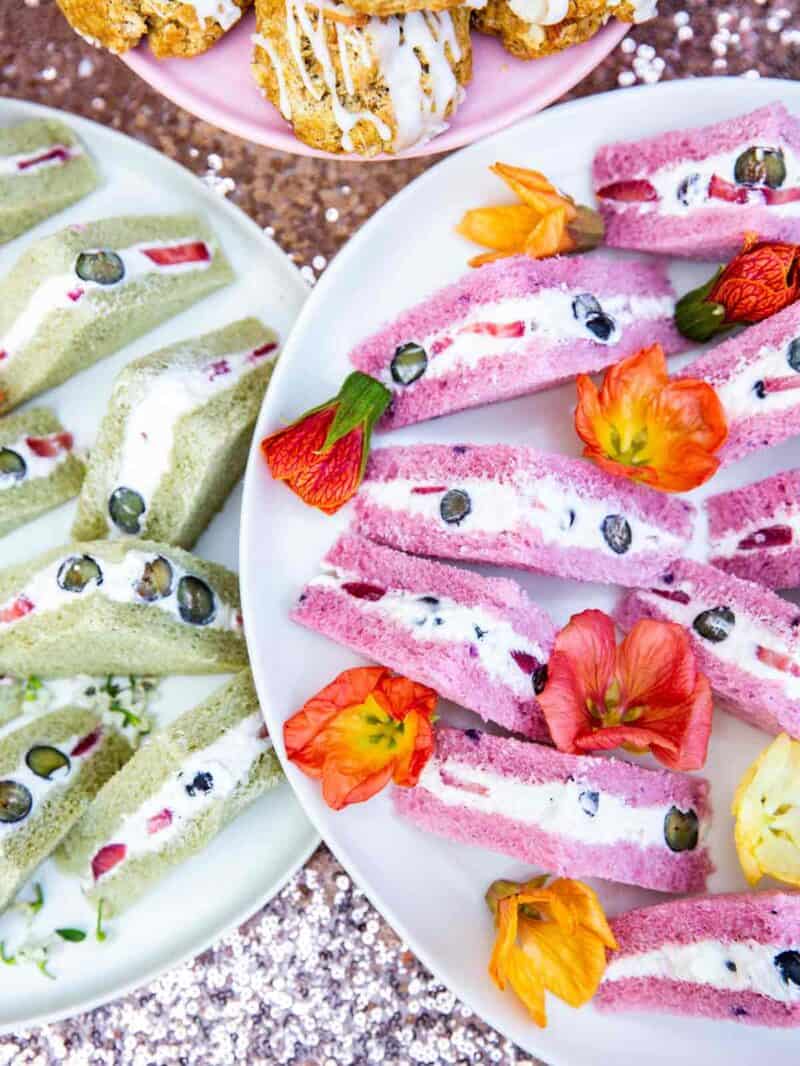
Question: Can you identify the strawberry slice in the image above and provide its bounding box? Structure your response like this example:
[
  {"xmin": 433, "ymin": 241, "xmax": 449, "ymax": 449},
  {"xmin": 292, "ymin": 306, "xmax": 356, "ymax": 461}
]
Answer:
[
  {"xmin": 459, "ymin": 320, "xmax": 525, "ymax": 339},
  {"xmin": 0, "ymin": 351, "xmax": 7, "ymax": 362},
  {"xmin": 17, "ymin": 146, "xmax": 70, "ymax": 171},
  {"xmin": 510, "ymin": 650, "xmax": 543, "ymax": 674},
  {"xmin": 411, "ymin": 485, "xmax": 448, "ymax": 495},
  {"xmin": 71, "ymin": 728, "xmax": 102, "ymax": 757},
  {"xmin": 737, "ymin": 525, "xmax": 793, "ymax": 551},
  {"xmin": 258, "ymin": 723, "xmax": 270, "ymax": 740},
  {"xmin": 708, "ymin": 175, "xmax": 751, "ymax": 204},
  {"xmin": 249, "ymin": 342, "xmax": 278, "ymax": 363},
  {"xmin": 66, "ymin": 287, "xmax": 84, "ymax": 303},
  {"xmin": 207, "ymin": 358, "xmax": 230, "ymax": 381},
  {"xmin": 0, "ymin": 595, "xmax": 34, "ymax": 624},
  {"xmin": 440, "ymin": 769, "xmax": 489, "ymax": 796},
  {"xmin": 758, "ymin": 377, "xmax": 800, "ymax": 395},
  {"xmin": 650, "ymin": 588, "xmax": 691, "ymax": 605},
  {"xmin": 92, "ymin": 843, "xmax": 127, "ymax": 881},
  {"xmin": 756, "ymin": 645, "xmax": 800, "ymax": 678},
  {"xmin": 596, "ymin": 180, "xmax": 658, "ymax": 203},
  {"xmin": 763, "ymin": 186, "xmax": 800, "ymax": 206},
  {"xmin": 430, "ymin": 337, "xmax": 453, "ymax": 356},
  {"xmin": 342, "ymin": 581, "xmax": 386, "ymax": 602},
  {"xmin": 25, "ymin": 431, "xmax": 73, "ymax": 458},
  {"xmin": 147, "ymin": 808, "xmax": 173, "ymax": 835},
  {"xmin": 142, "ymin": 241, "xmax": 210, "ymax": 267}
]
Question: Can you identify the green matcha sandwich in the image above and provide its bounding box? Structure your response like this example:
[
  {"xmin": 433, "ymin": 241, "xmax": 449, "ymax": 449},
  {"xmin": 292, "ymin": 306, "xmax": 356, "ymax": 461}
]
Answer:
[
  {"xmin": 58, "ymin": 671, "xmax": 282, "ymax": 916},
  {"xmin": 72, "ymin": 317, "xmax": 279, "ymax": 549},
  {"xmin": 0, "ymin": 539, "xmax": 247, "ymax": 676},
  {"xmin": 0, "ymin": 678, "xmax": 23, "ymax": 727},
  {"xmin": 0, "ymin": 118, "xmax": 99, "ymax": 245},
  {"xmin": 0, "ymin": 213, "xmax": 234, "ymax": 414},
  {"xmin": 0, "ymin": 705, "xmax": 131, "ymax": 912},
  {"xmin": 0, "ymin": 407, "xmax": 85, "ymax": 537}
]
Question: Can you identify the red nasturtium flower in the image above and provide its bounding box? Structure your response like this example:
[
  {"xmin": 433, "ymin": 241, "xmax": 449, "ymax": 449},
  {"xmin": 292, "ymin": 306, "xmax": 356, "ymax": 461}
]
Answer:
[
  {"xmin": 538, "ymin": 610, "xmax": 713, "ymax": 772},
  {"xmin": 676, "ymin": 233, "xmax": 800, "ymax": 342},
  {"xmin": 261, "ymin": 371, "xmax": 390, "ymax": 514},
  {"xmin": 284, "ymin": 666, "xmax": 438, "ymax": 810},
  {"xmin": 574, "ymin": 344, "xmax": 728, "ymax": 493}
]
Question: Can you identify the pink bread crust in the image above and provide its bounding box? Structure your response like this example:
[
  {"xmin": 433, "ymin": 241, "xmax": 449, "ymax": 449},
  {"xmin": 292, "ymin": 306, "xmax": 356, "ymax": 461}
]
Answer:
[
  {"xmin": 356, "ymin": 444, "xmax": 695, "ymax": 587},
  {"xmin": 707, "ymin": 467, "xmax": 800, "ymax": 588},
  {"xmin": 615, "ymin": 559, "xmax": 800, "ymax": 737},
  {"xmin": 595, "ymin": 891, "xmax": 800, "ymax": 1026},
  {"xmin": 594, "ymin": 103, "xmax": 800, "ymax": 260},
  {"xmin": 678, "ymin": 303, "xmax": 800, "ymax": 465},
  {"xmin": 291, "ymin": 533, "xmax": 556, "ymax": 740},
  {"xmin": 393, "ymin": 727, "xmax": 712, "ymax": 894},
  {"xmin": 348, "ymin": 254, "xmax": 685, "ymax": 430}
]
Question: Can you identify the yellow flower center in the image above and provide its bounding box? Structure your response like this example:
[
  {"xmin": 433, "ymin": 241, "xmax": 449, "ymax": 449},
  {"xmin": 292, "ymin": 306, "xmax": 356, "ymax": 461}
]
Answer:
[{"xmin": 325, "ymin": 693, "xmax": 414, "ymax": 773}]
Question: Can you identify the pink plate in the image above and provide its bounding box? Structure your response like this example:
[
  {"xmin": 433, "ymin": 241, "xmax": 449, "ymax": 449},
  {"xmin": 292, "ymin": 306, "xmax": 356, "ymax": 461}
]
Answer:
[{"xmin": 122, "ymin": 11, "xmax": 627, "ymax": 160}]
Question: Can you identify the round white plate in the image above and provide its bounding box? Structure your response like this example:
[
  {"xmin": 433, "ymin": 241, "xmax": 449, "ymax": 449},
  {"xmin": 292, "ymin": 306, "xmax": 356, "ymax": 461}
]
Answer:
[
  {"xmin": 241, "ymin": 77, "xmax": 800, "ymax": 1066},
  {"xmin": 0, "ymin": 97, "xmax": 319, "ymax": 1032}
]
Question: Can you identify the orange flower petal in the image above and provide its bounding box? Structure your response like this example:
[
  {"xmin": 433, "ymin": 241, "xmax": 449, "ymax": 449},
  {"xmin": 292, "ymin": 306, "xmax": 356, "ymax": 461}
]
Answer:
[
  {"xmin": 523, "ymin": 207, "xmax": 572, "ymax": 259},
  {"xmin": 261, "ymin": 406, "xmax": 335, "ymax": 480},
  {"xmin": 456, "ymin": 204, "xmax": 539, "ymax": 253},
  {"xmin": 616, "ymin": 619, "xmax": 698, "ymax": 707},
  {"xmin": 506, "ymin": 947, "xmax": 548, "ymax": 1027},
  {"xmin": 468, "ymin": 250, "xmax": 512, "ymax": 268},
  {"xmin": 489, "ymin": 895, "xmax": 519, "ymax": 989},
  {"xmin": 490, "ymin": 163, "xmax": 577, "ymax": 220}
]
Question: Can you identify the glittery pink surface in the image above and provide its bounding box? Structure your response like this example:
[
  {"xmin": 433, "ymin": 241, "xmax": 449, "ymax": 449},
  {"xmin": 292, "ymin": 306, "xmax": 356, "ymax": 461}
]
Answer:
[{"xmin": 0, "ymin": 2, "xmax": 799, "ymax": 1062}]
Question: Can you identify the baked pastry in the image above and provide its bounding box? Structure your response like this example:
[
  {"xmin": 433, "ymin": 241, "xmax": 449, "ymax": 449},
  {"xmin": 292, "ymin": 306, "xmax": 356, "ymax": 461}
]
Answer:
[
  {"xmin": 252, "ymin": 0, "xmax": 471, "ymax": 156},
  {"xmin": 0, "ymin": 407, "xmax": 85, "ymax": 538},
  {"xmin": 0, "ymin": 119, "xmax": 99, "ymax": 245},
  {"xmin": 58, "ymin": 671, "xmax": 282, "ymax": 915},
  {"xmin": 57, "ymin": 0, "xmax": 251, "ymax": 57},
  {"xmin": 72, "ymin": 318, "xmax": 278, "ymax": 550},
  {"xmin": 349, "ymin": 253, "xmax": 684, "ymax": 429},
  {"xmin": 355, "ymin": 443, "xmax": 695, "ymax": 586},
  {"xmin": 394, "ymin": 725, "xmax": 712, "ymax": 893},
  {"xmin": 473, "ymin": 0, "xmax": 654, "ymax": 61},
  {"xmin": 0, "ymin": 540, "xmax": 246, "ymax": 677},
  {"xmin": 0, "ymin": 214, "xmax": 234, "ymax": 415}
]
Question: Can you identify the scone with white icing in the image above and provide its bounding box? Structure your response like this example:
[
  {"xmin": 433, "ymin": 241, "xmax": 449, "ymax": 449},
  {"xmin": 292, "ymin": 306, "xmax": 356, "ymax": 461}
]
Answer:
[
  {"xmin": 72, "ymin": 318, "xmax": 279, "ymax": 550},
  {"xmin": 473, "ymin": 0, "xmax": 656, "ymax": 60},
  {"xmin": 0, "ymin": 540, "xmax": 246, "ymax": 677},
  {"xmin": 58, "ymin": 671, "xmax": 283, "ymax": 916},
  {"xmin": 252, "ymin": 0, "xmax": 472, "ymax": 156},
  {"xmin": 0, "ymin": 408, "xmax": 85, "ymax": 539},
  {"xmin": 56, "ymin": 0, "xmax": 251, "ymax": 57}
]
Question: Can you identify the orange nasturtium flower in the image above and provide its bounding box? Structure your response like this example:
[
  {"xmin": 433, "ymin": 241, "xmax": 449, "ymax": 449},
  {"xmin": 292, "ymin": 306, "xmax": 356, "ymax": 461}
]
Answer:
[
  {"xmin": 261, "ymin": 371, "xmax": 390, "ymax": 515},
  {"xmin": 486, "ymin": 875, "xmax": 617, "ymax": 1028},
  {"xmin": 574, "ymin": 343, "xmax": 728, "ymax": 493},
  {"xmin": 457, "ymin": 163, "xmax": 604, "ymax": 268},
  {"xmin": 732, "ymin": 732, "xmax": 800, "ymax": 887},
  {"xmin": 283, "ymin": 666, "xmax": 437, "ymax": 810},
  {"xmin": 676, "ymin": 233, "xmax": 800, "ymax": 342},
  {"xmin": 538, "ymin": 610, "xmax": 713, "ymax": 772}
]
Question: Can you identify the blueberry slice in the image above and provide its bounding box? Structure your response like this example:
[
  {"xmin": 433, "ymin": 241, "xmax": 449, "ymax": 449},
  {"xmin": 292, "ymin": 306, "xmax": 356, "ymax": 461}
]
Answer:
[
  {"xmin": 177, "ymin": 575, "xmax": 216, "ymax": 626},
  {"xmin": 693, "ymin": 606, "xmax": 735, "ymax": 643},
  {"xmin": 57, "ymin": 554, "xmax": 103, "ymax": 593},
  {"xmin": 440, "ymin": 489, "xmax": 471, "ymax": 525},
  {"xmin": 572, "ymin": 293, "xmax": 601, "ymax": 321},
  {"xmin": 0, "ymin": 448, "xmax": 26, "ymax": 484},
  {"xmin": 663, "ymin": 806, "xmax": 699, "ymax": 852},
  {"xmin": 185, "ymin": 771, "xmax": 214, "ymax": 797},
  {"xmin": 579, "ymin": 790, "xmax": 599, "ymax": 817},
  {"xmin": 601, "ymin": 514, "xmax": 632, "ymax": 555},
  {"xmin": 109, "ymin": 486, "xmax": 145, "ymax": 535},
  {"xmin": 25, "ymin": 745, "xmax": 70, "ymax": 780},
  {"xmin": 585, "ymin": 313, "xmax": 617, "ymax": 343},
  {"xmin": 135, "ymin": 556, "xmax": 174, "ymax": 602},
  {"xmin": 788, "ymin": 337, "xmax": 800, "ymax": 373},
  {"xmin": 676, "ymin": 173, "xmax": 704, "ymax": 206},
  {"xmin": 390, "ymin": 343, "xmax": 428, "ymax": 386},
  {"xmin": 774, "ymin": 950, "xmax": 800, "ymax": 987},
  {"xmin": 0, "ymin": 780, "xmax": 32, "ymax": 823},
  {"xmin": 532, "ymin": 665, "xmax": 548, "ymax": 695},
  {"xmin": 75, "ymin": 250, "xmax": 125, "ymax": 285}
]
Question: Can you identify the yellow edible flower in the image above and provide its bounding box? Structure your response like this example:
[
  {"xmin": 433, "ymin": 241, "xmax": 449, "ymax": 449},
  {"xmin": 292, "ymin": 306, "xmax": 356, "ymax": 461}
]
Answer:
[{"xmin": 732, "ymin": 732, "xmax": 800, "ymax": 886}]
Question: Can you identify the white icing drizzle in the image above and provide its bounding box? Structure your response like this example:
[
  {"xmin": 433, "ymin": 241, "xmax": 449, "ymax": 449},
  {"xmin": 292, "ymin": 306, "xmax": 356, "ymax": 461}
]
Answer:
[
  {"xmin": 181, "ymin": 0, "xmax": 242, "ymax": 30},
  {"xmin": 507, "ymin": 0, "xmax": 568, "ymax": 31},
  {"xmin": 253, "ymin": 34, "xmax": 293, "ymax": 119}
]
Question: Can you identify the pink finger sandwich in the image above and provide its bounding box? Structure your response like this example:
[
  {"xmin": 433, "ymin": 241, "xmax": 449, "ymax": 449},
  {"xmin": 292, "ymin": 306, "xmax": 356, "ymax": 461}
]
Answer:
[
  {"xmin": 394, "ymin": 726, "xmax": 712, "ymax": 893},
  {"xmin": 616, "ymin": 559, "xmax": 800, "ymax": 738},
  {"xmin": 594, "ymin": 103, "xmax": 800, "ymax": 260},
  {"xmin": 596, "ymin": 892, "xmax": 800, "ymax": 1027},
  {"xmin": 354, "ymin": 444, "xmax": 695, "ymax": 587},
  {"xmin": 677, "ymin": 301, "xmax": 800, "ymax": 465},
  {"xmin": 706, "ymin": 467, "xmax": 800, "ymax": 589},
  {"xmin": 348, "ymin": 254, "xmax": 685, "ymax": 429},
  {"xmin": 292, "ymin": 533, "xmax": 557, "ymax": 740}
]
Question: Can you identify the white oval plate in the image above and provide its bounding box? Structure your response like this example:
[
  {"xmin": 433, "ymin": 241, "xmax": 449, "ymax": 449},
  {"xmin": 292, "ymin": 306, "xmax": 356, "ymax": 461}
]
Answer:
[
  {"xmin": 241, "ymin": 78, "xmax": 800, "ymax": 1066},
  {"xmin": 0, "ymin": 97, "xmax": 319, "ymax": 1031}
]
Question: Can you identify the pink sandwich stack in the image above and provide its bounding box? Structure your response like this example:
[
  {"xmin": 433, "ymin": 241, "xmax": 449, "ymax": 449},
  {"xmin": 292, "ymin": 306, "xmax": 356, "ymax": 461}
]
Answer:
[
  {"xmin": 596, "ymin": 892, "xmax": 800, "ymax": 1027},
  {"xmin": 394, "ymin": 726, "xmax": 712, "ymax": 893},
  {"xmin": 706, "ymin": 467, "xmax": 800, "ymax": 589},
  {"xmin": 617, "ymin": 559, "xmax": 800, "ymax": 738},
  {"xmin": 349, "ymin": 254, "xmax": 685, "ymax": 429},
  {"xmin": 678, "ymin": 302, "xmax": 800, "ymax": 465},
  {"xmin": 292, "ymin": 533, "xmax": 557, "ymax": 740},
  {"xmin": 354, "ymin": 443, "xmax": 695, "ymax": 587},
  {"xmin": 594, "ymin": 103, "xmax": 800, "ymax": 260}
]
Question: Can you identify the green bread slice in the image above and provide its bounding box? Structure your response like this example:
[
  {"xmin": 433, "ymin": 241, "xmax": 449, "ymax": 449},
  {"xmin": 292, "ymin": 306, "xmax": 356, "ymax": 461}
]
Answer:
[
  {"xmin": 0, "ymin": 539, "xmax": 246, "ymax": 677},
  {"xmin": 72, "ymin": 317, "xmax": 279, "ymax": 549},
  {"xmin": 0, "ymin": 678, "xmax": 23, "ymax": 726},
  {"xmin": 0, "ymin": 706, "xmax": 131, "ymax": 912},
  {"xmin": 0, "ymin": 407, "xmax": 85, "ymax": 537},
  {"xmin": 0, "ymin": 213, "xmax": 235, "ymax": 414},
  {"xmin": 58, "ymin": 670, "xmax": 282, "ymax": 915},
  {"xmin": 0, "ymin": 119, "xmax": 99, "ymax": 245}
]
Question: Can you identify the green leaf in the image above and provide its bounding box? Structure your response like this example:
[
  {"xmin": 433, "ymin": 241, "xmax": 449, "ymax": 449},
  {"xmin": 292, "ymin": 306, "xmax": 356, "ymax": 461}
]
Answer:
[
  {"xmin": 96, "ymin": 900, "xmax": 108, "ymax": 942},
  {"xmin": 36, "ymin": 959, "xmax": 55, "ymax": 980},
  {"xmin": 23, "ymin": 676, "xmax": 42, "ymax": 702},
  {"xmin": 322, "ymin": 372, "xmax": 392, "ymax": 474},
  {"xmin": 675, "ymin": 268, "xmax": 732, "ymax": 342},
  {"xmin": 55, "ymin": 928, "xmax": 86, "ymax": 943},
  {"xmin": 0, "ymin": 942, "xmax": 16, "ymax": 965}
]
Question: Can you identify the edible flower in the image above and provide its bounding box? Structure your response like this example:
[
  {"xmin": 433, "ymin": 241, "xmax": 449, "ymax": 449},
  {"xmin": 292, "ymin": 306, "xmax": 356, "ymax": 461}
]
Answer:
[
  {"xmin": 676, "ymin": 233, "xmax": 800, "ymax": 342},
  {"xmin": 486, "ymin": 875, "xmax": 617, "ymax": 1027},
  {"xmin": 538, "ymin": 609, "xmax": 713, "ymax": 771},
  {"xmin": 260, "ymin": 371, "xmax": 391, "ymax": 514},
  {"xmin": 574, "ymin": 343, "xmax": 728, "ymax": 492},
  {"xmin": 457, "ymin": 163, "xmax": 604, "ymax": 268},
  {"xmin": 283, "ymin": 666, "xmax": 437, "ymax": 810},
  {"xmin": 732, "ymin": 732, "xmax": 800, "ymax": 887}
]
